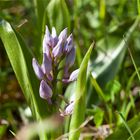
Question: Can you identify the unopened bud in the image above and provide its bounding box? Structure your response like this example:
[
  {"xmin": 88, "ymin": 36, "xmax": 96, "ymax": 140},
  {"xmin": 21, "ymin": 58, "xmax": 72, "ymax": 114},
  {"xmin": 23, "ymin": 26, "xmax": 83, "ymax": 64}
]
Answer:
[
  {"xmin": 41, "ymin": 53, "xmax": 52, "ymax": 74},
  {"xmin": 52, "ymin": 39, "xmax": 63, "ymax": 58},
  {"xmin": 63, "ymin": 34, "xmax": 73, "ymax": 53},
  {"xmin": 60, "ymin": 101, "xmax": 74, "ymax": 116},
  {"xmin": 58, "ymin": 28, "xmax": 67, "ymax": 42},
  {"xmin": 65, "ymin": 47, "xmax": 75, "ymax": 68},
  {"xmin": 63, "ymin": 69, "xmax": 79, "ymax": 83},
  {"xmin": 32, "ymin": 58, "xmax": 44, "ymax": 79},
  {"xmin": 39, "ymin": 80, "xmax": 52, "ymax": 104}
]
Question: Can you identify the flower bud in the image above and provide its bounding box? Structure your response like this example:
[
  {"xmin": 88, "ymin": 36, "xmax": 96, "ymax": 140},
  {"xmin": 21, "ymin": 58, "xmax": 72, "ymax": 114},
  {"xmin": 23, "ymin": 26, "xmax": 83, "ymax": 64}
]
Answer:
[
  {"xmin": 43, "ymin": 26, "xmax": 52, "ymax": 56},
  {"xmin": 65, "ymin": 47, "xmax": 75, "ymax": 68},
  {"xmin": 51, "ymin": 27, "xmax": 57, "ymax": 38},
  {"xmin": 39, "ymin": 80, "xmax": 53, "ymax": 104},
  {"xmin": 41, "ymin": 53, "xmax": 52, "ymax": 74},
  {"xmin": 45, "ymin": 26, "xmax": 51, "ymax": 37},
  {"xmin": 52, "ymin": 38, "xmax": 63, "ymax": 58},
  {"xmin": 32, "ymin": 58, "xmax": 44, "ymax": 79},
  {"xmin": 63, "ymin": 34, "xmax": 73, "ymax": 53},
  {"xmin": 51, "ymin": 27, "xmax": 58, "ymax": 48},
  {"xmin": 63, "ymin": 69, "xmax": 79, "ymax": 83},
  {"xmin": 43, "ymin": 37, "xmax": 50, "ymax": 57},
  {"xmin": 68, "ymin": 69, "xmax": 79, "ymax": 81},
  {"xmin": 58, "ymin": 28, "xmax": 67, "ymax": 42},
  {"xmin": 60, "ymin": 101, "xmax": 74, "ymax": 116}
]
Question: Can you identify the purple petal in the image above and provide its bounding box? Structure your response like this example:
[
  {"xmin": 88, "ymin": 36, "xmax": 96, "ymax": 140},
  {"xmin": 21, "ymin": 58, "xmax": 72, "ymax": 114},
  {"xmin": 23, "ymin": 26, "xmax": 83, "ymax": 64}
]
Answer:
[
  {"xmin": 43, "ymin": 36, "xmax": 52, "ymax": 57},
  {"xmin": 43, "ymin": 36, "xmax": 50, "ymax": 54},
  {"xmin": 51, "ymin": 27, "xmax": 58, "ymax": 48},
  {"xmin": 65, "ymin": 47, "xmax": 75, "ymax": 68},
  {"xmin": 51, "ymin": 37, "xmax": 58, "ymax": 49},
  {"xmin": 32, "ymin": 58, "xmax": 44, "ymax": 79},
  {"xmin": 63, "ymin": 69, "xmax": 79, "ymax": 83},
  {"xmin": 51, "ymin": 27, "xmax": 57, "ymax": 38},
  {"xmin": 58, "ymin": 28, "xmax": 67, "ymax": 42},
  {"xmin": 41, "ymin": 53, "xmax": 52, "ymax": 74},
  {"xmin": 45, "ymin": 26, "xmax": 51, "ymax": 37},
  {"xmin": 52, "ymin": 39, "xmax": 63, "ymax": 58},
  {"xmin": 69, "ymin": 69, "xmax": 79, "ymax": 81},
  {"xmin": 39, "ymin": 80, "xmax": 53, "ymax": 103},
  {"xmin": 63, "ymin": 34, "xmax": 73, "ymax": 53},
  {"xmin": 43, "ymin": 26, "xmax": 53, "ymax": 55},
  {"xmin": 60, "ymin": 101, "xmax": 74, "ymax": 116}
]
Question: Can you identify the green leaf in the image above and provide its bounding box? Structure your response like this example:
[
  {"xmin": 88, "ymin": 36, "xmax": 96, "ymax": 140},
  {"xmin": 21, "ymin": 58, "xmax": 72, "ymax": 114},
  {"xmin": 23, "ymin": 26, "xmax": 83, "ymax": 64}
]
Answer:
[
  {"xmin": 87, "ymin": 17, "xmax": 139, "ymax": 106},
  {"xmin": 47, "ymin": 0, "xmax": 71, "ymax": 33},
  {"xmin": 93, "ymin": 107, "xmax": 104, "ymax": 127},
  {"xmin": 106, "ymin": 114, "xmax": 140, "ymax": 140},
  {"xmin": 0, "ymin": 125, "xmax": 8, "ymax": 139},
  {"xmin": 34, "ymin": 0, "xmax": 49, "ymax": 30},
  {"xmin": 0, "ymin": 20, "xmax": 49, "ymax": 120},
  {"xmin": 92, "ymin": 18, "xmax": 139, "ymax": 83},
  {"xmin": 33, "ymin": 0, "xmax": 49, "ymax": 60},
  {"xmin": 86, "ymin": 106, "xmax": 104, "ymax": 127},
  {"xmin": 69, "ymin": 43, "xmax": 94, "ymax": 140}
]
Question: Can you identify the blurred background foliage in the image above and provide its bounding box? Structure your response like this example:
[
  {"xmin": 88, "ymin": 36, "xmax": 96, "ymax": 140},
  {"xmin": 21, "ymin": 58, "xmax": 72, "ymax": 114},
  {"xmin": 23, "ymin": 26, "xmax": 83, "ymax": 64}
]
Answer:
[{"xmin": 0, "ymin": 0, "xmax": 140, "ymax": 139}]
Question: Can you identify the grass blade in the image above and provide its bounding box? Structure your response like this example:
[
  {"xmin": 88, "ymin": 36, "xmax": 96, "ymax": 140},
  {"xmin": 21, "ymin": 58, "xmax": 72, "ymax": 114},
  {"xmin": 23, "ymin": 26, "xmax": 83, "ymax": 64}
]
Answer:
[
  {"xmin": 128, "ymin": 48, "xmax": 140, "ymax": 82},
  {"xmin": 0, "ymin": 20, "xmax": 49, "ymax": 120},
  {"xmin": 117, "ymin": 112, "xmax": 135, "ymax": 140},
  {"xmin": 69, "ymin": 42, "xmax": 95, "ymax": 140}
]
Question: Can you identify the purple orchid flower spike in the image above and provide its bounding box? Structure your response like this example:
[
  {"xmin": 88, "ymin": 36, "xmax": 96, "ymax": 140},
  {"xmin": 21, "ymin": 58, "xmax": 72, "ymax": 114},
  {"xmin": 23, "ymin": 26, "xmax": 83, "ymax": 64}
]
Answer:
[
  {"xmin": 63, "ymin": 34, "xmax": 73, "ymax": 53},
  {"xmin": 41, "ymin": 53, "xmax": 52, "ymax": 74},
  {"xmin": 32, "ymin": 25, "xmax": 78, "ymax": 107},
  {"xmin": 39, "ymin": 80, "xmax": 53, "ymax": 104},
  {"xmin": 32, "ymin": 58, "xmax": 44, "ymax": 80}
]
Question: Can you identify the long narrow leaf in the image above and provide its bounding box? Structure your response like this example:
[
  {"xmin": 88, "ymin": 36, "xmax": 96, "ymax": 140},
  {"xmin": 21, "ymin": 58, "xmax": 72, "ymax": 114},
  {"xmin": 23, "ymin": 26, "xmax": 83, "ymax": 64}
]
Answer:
[
  {"xmin": 0, "ymin": 20, "xmax": 49, "ymax": 120},
  {"xmin": 69, "ymin": 43, "xmax": 94, "ymax": 140}
]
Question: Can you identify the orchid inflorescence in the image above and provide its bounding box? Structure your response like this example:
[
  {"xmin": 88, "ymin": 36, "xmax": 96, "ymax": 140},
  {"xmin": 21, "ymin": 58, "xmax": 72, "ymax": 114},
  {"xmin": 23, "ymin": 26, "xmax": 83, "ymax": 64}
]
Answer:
[{"xmin": 32, "ymin": 26, "xmax": 78, "ymax": 114}]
